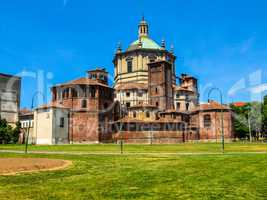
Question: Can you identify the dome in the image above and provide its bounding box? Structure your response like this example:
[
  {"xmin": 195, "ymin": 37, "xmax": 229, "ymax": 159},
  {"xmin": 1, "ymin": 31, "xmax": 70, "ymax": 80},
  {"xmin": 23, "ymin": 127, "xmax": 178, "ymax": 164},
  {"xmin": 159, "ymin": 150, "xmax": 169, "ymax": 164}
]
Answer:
[{"xmin": 127, "ymin": 37, "xmax": 161, "ymax": 51}]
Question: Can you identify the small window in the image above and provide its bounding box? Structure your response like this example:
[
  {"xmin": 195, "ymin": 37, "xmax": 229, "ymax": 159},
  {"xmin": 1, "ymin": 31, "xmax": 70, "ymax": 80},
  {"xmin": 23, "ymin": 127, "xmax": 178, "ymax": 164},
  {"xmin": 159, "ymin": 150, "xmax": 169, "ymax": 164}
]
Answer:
[
  {"xmin": 186, "ymin": 103, "xmax": 189, "ymax": 111},
  {"xmin": 60, "ymin": 117, "xmax": 64, "ymax": 128},
  {"xmin": 146, "ymin": 111, "xmax": 150, "ymax": 118},
  {"xmin": 176, "ymin": 102, "xmax": 180, "ymax": 110},
  {"xmin": 92, "ymin": 74, "xmax": 97, "ymax": 79},
  {"xmin": 204, "ymin": 114, "xmax": 211, "ymax": 128},
  {"xmin": 81, "ymin": 99, "xmax": 87, "ymax": 108},
  {"xmin": 127, "ymin": 60, "xmax": 132, "ymax": 72},
  {"xmin": 126, "ymin": 102, "xmax": 131, "ymax": 108},
  {"xmin": 156, "ymin": 102, "xmax": 159, "ymax": 107},
  {"xmin": 91, "ymin": 88, "xmax": 96, "ymax": 98},
  {"xmin": 137, "ymin": 91, "xmax": 143, "ymax": 97},
  {"xmin": 176, "ymin": 93, "xmax": 180, "ymax": 98},
  {"xmin": 133, "ymin": 111, "xmax": 136, "ymax": 118},
  {"xmin": 126, "ymin": 92, "xmax": 130, "ymax": 97}
]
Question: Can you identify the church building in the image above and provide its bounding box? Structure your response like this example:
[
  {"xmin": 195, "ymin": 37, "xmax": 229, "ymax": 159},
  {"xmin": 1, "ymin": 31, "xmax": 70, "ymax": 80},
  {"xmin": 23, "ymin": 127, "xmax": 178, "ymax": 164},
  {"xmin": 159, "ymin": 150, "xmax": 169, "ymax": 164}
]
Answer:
[
  {"xmin": 112, "ymin": 17, "xmax": 233, "ymax": 143},
  {"xmin": 29, "ymin": 17, "xmax": 234, "ymax": 144}
]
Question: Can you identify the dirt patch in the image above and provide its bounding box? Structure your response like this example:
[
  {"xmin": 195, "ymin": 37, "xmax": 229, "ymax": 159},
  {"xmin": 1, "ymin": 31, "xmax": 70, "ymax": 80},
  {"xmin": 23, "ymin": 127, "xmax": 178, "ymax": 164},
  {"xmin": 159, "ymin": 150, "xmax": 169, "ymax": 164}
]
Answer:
[{"xmin": 0, "ymin": 158, "xmax": 72, "ymax": 175}]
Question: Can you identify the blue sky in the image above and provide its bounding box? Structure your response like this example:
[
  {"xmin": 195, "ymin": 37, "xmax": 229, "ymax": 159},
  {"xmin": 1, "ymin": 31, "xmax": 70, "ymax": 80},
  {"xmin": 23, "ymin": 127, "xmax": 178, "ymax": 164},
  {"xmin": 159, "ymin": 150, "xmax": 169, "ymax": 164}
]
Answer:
[{"xmin": 1, "ymin": 0, "xmax": 267, "ymax": 108}]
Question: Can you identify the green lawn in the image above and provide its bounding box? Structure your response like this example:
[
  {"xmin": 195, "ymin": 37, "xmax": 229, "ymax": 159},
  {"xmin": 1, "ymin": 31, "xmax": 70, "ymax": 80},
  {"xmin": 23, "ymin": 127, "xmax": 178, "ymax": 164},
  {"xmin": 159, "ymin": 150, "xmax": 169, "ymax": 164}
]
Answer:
[
  {"xmin": 0, "ymin": 143, "xmax": 267, "ymax": 199},
  {"xmin": 0, "ymin": 142, "xmax": 267, "ymax": 153}
]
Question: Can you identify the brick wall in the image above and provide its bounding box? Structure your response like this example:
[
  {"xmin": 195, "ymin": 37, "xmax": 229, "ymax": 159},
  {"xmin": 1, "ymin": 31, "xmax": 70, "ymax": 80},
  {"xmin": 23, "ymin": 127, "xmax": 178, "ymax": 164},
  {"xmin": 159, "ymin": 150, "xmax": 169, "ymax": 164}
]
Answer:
[{"xmin": 190, "ymin": 110, "xmax": 233, "ymax": 141}]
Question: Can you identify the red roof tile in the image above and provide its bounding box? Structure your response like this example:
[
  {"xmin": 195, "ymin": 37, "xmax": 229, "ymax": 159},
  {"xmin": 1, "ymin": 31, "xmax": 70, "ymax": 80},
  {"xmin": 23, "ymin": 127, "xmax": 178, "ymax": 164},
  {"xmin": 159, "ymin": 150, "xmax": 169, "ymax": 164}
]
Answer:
[
  {"xmin": 232, "ymin": 102, "xmax": 247, "ymax": 107},
  {"xmin": 192, "ymin": 101, "xmax": 230, "ymax": 112},
  {"xmin": 53, "ymin": 77, "xmax": 112, "ymax": 88}
]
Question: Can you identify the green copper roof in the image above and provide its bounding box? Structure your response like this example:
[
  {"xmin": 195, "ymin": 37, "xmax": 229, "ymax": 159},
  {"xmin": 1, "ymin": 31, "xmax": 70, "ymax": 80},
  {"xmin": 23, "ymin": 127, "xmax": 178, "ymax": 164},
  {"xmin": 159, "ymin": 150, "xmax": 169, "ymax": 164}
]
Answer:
[{"xmin": 127, "ymin": 36, "xmax": 161, "ymax": 51}]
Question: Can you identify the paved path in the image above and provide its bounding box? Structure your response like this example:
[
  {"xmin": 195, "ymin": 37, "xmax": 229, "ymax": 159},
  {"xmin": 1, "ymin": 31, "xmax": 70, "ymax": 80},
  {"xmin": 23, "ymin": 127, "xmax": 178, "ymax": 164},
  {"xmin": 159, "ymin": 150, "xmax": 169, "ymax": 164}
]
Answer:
[{"xmin": 0, "ymin": 150, "xmax": 267, "ymax": 156}]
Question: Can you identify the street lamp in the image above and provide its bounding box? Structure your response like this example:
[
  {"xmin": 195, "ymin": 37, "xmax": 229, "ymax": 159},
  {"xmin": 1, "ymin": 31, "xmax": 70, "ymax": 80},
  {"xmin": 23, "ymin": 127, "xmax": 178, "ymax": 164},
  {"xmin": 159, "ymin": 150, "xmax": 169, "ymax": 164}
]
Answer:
[
  {"xmin": 207, "ymin": 87, "xmax": 225, "ymax": 154},
  {"xmin": 25, "ymin": 91, "xmax": 45, "ymax": 154}
]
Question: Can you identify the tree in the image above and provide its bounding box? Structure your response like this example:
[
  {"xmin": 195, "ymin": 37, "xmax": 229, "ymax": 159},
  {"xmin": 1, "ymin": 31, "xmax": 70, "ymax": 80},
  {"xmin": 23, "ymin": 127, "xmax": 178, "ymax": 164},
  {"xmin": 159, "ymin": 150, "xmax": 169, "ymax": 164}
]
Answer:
[
  {"xmin": 248, "ymin": 102, "xmax": 262, "ymax": 139},
  {"xmin": 0, "ymin": 118, "xmax": 21, "ymax": 144},
  {"xmin": 11, "ymin": 121, "xmax": 21, "ymax": 143},
  {"xmin": 230, "ymin": 104, "xmax": 249, "ymax": 139}
]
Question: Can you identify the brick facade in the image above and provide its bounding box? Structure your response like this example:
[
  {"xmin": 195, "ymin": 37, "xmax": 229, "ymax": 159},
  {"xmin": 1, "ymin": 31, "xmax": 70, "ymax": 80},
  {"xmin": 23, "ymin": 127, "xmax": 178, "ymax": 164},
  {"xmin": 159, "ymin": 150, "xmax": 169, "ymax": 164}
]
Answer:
[
  {"xmin": 148, "ymin": 61, "xmax": 174, "ymax": 110},
  {"xmin": 33, "ymin": 18, "xmax": 234, "ymax": 144},
  {"xmin": 50, "ymin": 68, "xmax": 114, "ymax": 143}
]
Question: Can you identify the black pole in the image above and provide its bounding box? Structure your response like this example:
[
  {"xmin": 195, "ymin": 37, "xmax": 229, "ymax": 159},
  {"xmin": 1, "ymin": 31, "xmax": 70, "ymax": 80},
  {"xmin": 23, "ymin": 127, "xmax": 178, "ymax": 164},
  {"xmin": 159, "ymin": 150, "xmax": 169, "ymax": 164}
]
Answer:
[
  {"xmin": 220, "ymin": 92, "xmax": 225, "ymax": 153},
  {"xmin": 120, "ymin": 138, "xmax": 123, "ymax": 154}
]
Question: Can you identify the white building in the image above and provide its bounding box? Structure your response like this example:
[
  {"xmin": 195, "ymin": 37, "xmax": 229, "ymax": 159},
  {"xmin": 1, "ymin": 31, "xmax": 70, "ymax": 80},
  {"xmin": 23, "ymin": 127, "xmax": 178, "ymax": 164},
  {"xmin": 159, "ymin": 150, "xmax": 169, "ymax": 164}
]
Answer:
[{"xmin": 34, "ymin": 105, "xmax": 70, "ymax": 145}]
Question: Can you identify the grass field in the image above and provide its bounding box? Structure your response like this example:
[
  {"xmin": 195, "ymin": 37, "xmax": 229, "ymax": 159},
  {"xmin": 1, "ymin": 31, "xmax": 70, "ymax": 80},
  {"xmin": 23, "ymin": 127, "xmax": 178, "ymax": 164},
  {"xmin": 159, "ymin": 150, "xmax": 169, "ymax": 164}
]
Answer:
[
  {"xmin": 0, "ymin": 143, "xmax": 267, "ymax": 200},
  {"xmin": 1, "ymin": 142, "xmax": 267, "ymax": 154}
]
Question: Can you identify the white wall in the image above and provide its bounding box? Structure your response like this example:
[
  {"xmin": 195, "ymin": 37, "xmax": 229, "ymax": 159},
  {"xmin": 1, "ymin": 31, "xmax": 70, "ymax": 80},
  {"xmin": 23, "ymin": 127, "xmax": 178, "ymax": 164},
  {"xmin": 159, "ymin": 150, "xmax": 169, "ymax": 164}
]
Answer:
[
  {"xmin": 51, "ymin": 108, "xmax": 69, "ymax": 144},
  {"xmin": 34, "ymin": 107, "xmax": 69, "ymax": 145}
]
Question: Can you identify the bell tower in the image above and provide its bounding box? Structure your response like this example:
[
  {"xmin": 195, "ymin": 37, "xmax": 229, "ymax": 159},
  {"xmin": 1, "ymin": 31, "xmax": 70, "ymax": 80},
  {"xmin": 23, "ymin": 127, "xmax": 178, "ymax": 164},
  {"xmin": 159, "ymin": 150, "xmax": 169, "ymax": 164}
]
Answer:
[{"xmin": 148, "ymin": 60, "xmax": 174, "ymax": 111}]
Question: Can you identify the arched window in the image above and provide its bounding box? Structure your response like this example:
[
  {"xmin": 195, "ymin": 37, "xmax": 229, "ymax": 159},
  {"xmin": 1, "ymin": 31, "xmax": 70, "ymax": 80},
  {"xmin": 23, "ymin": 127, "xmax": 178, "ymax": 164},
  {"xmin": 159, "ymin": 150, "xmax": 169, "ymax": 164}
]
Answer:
[
  {"xmin": 72, "ymin": 89, "xmax": 78, "ymax": 98},
  {"xmin": 186, "ymin": 103, "xmax": 189, "ymax": 111},
  {"xmin": 63, "ymin": 89, "xmax": 69, "ymax": 99},
  {"xmin": 127, "ymin": 59, "xmax": 133, "ymax": 73},
  {"xmin": 155, "ymin": 87, "xmax": 158, "ymax": 94},
  {"xmin": 146, "ymin": 111, "xmax": 150, "ymax": 118},
  {"xmin": 176, "ymin": 102, "xmax": 180, "ymax": 110},
  {"xmin": 203, "ymin": 114, "xmax": 211, "ymax": 128},
  {"xmin": 133, "ymin": 111, "xmax": 136, "ymax": 118},
  {"xmin": 90, "ymin": 87, "xmax": 96, "ymax": 98},
  {"xmin": 92, "ymin": 74, "xmax": 97, "ymax": 79}
]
